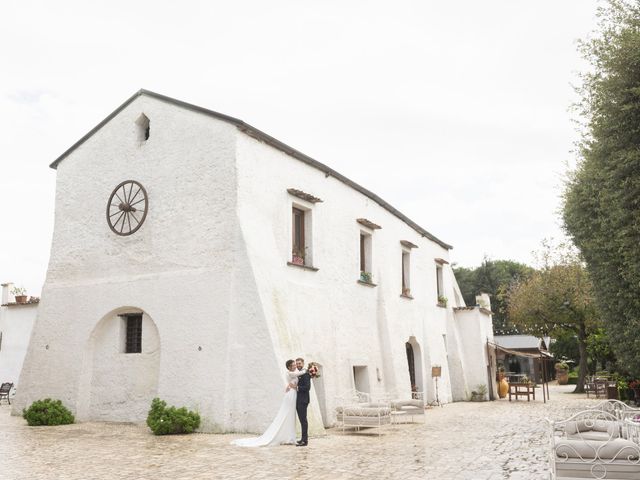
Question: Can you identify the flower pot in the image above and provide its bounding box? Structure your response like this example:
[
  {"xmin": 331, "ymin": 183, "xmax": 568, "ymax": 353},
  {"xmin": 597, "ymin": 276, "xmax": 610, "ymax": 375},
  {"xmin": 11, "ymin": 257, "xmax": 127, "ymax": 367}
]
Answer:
[
  {"xmin": 556, "ymin": 370, "xmax": 569, "ymax": 385},
  {"xmin": 291, "ymin": 255, "xmax": 304, "ymax": 265},
  {"xmin": 14, "ymin": 295, "xmax": 28, "ymax": 304}
]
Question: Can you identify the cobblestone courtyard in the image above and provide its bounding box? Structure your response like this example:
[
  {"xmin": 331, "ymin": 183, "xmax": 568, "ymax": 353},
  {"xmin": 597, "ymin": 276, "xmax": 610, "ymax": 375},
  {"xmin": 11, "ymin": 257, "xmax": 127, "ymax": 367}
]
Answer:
[{"xmin": 0, "ymin": 385, "xmax": 601, "ymax": 480}]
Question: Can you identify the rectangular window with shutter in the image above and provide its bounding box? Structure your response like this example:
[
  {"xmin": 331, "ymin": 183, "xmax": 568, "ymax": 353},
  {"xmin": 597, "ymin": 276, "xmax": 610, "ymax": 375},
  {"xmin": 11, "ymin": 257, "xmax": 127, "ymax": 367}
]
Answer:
[
  {"xmin": 292, "ymin": 207, "xmax": 305, "ymax": 262},
  {"xmin": 436, "ymin": 265, "xmax": 444, "ymax": 299},
  {"xmin": 402, "ymin": 251, "xmax": 411, "ymax": 296},
  {"xmin": 360, "ymin": 233, "xmax": 366, "ymax": 272},
  {"xmin": 358, "ymin": 232, "xmax": 373, "ymax": 283}
]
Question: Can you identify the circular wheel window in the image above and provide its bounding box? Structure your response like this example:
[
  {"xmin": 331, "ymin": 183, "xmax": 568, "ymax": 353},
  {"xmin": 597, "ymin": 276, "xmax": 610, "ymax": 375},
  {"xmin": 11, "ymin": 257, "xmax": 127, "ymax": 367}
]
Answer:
[{"xmin": 106, "ymin": 180, "xmax": 148, "ymax": 236}]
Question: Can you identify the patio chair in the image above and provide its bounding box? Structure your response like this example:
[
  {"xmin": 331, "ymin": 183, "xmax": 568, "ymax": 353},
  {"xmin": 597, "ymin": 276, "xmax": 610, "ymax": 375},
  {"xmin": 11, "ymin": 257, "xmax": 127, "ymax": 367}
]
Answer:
[{"xmin": 0, "ymin": 383, "xmax": 13, "ymax": 405}]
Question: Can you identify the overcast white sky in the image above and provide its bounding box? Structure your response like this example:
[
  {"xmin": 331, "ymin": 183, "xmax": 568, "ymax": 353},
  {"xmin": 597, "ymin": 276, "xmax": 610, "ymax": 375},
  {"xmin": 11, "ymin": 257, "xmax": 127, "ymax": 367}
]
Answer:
[{"xmin": 1, "ymin": 1, "xmax": 601, "ymax": 296}]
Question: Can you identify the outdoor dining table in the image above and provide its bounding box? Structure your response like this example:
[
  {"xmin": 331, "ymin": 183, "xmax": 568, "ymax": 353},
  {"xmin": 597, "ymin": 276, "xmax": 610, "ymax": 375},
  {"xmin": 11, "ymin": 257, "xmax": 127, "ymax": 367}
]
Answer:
[{"xmin": 508, "ymin": 382, "xmax": 536, "ymax": 401}]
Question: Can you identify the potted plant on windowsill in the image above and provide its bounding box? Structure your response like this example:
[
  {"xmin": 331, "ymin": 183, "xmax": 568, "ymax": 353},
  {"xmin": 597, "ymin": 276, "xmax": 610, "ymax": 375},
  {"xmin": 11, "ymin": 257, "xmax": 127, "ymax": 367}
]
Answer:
[
  {"xmin": 437, "ymin": 295, "xmax": 447, "ymax": 307},
  {"xmin": 291, "ymin": 253, "xmax": 305, "ymax": 266},
  {"xmin": 11, "ymin": 286, "xmax": 28, "ymax": 304},
  {"xmin": 402, "ymin": 287, "xmax": 411, "ymax": 297},
  {"xmin": 360, "ymin": 271, "xmax": 372, "ymax": 283}
]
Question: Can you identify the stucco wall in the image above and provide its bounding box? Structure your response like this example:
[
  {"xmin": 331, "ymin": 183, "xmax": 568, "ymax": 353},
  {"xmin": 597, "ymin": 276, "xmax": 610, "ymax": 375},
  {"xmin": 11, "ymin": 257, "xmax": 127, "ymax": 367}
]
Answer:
[
  {"xmin": 14, "ymin": 96, "xmax": 283, "ymax": 432},
  {"xmin": 452, "ymin": 308, "xmax": 495, "ymax": 400},
  {"xmin": 0, "ymin": 304, "xmax": 38, "ymax": 388},
  {"xmin": 235, "ymin": 130, "xmax": 469, "ymax": 424}
]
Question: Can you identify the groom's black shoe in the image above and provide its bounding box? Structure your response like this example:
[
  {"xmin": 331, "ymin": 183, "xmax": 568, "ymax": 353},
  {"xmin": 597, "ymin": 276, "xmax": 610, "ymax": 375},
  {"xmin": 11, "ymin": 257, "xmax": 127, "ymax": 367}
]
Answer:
[{"xmin": 296, "ymin": 440, "xmax": 307, "ymax": 447}]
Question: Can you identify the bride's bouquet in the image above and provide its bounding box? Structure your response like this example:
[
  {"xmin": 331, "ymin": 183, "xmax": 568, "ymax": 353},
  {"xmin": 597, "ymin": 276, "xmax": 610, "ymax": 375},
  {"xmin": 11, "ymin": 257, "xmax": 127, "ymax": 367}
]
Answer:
[{"xmin": 307, "ymin": 362, "xmax": 321, "ymax": 378}]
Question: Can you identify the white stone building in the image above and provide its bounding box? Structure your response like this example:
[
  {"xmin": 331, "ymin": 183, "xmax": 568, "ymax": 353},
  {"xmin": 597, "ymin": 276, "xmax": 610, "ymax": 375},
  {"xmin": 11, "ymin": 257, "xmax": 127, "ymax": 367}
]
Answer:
[
  {"xmin": 14, "ymin": 90, "xmax": 496, "ymax": 432},
  {"xmin": 0, "ymin": 283, "xmax": 39, "ymax": 394}
]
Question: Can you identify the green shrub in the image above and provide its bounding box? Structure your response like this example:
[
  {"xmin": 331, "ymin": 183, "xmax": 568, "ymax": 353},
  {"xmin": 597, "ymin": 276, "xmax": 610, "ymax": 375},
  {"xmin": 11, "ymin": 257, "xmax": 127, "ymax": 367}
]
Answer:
[
  {"xmin": 567, "ymin": 371, "xmax": 578, "ymax": 385},
  {"xmin": 23, "ymin": 398, "xmax": 75, "ymax": 426},
  {"xmin": 147, "ymin": 398, "xmax": 200, "ymax": 435}
]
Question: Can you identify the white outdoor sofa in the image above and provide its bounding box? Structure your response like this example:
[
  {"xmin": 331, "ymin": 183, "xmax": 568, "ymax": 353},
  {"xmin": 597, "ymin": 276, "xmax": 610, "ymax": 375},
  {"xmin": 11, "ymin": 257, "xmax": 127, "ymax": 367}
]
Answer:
[
  {"xmin": 390, "ymin": 391, "xmax": 426, "ymax": 423},
  {"xmin": 590, "ymin": 399, "xmax": 640, "ymax": 421},
  {"xmin": 335, "ymin": 391, "xmax": 392, "ymax": 435},
  {"xmin": 547, "ymin": 409, "xmax": 640, "ymax": 479}
]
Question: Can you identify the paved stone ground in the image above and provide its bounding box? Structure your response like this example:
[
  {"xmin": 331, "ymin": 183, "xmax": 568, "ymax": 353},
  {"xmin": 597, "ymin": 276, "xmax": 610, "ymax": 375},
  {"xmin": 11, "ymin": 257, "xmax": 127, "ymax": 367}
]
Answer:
[{"xmin": 0, "ymin": 384, "xmax": 602, "ymax": 480}]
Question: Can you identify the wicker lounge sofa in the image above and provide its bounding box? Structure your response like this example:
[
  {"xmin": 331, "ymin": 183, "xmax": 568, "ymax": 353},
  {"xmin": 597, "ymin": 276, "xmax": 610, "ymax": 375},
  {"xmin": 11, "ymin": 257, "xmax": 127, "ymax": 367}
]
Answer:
[{"xmin": 547, "ymin": 409, "xmax": 640, "ymax": 479}]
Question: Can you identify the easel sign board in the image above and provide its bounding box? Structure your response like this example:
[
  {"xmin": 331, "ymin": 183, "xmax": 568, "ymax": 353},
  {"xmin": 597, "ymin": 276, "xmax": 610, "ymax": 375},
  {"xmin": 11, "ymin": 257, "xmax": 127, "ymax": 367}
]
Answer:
[{"xmin": 432, "ymin": 366, "xmax": 441, "ymax": 378}]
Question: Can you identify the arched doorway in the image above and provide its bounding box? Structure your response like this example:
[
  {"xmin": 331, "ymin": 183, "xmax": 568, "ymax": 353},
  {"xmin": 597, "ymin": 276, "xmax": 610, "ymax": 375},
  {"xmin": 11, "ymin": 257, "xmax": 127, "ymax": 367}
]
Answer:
[
  {"xmin": 82, "ymin": 307, "xmax": 160, "ymax": 422},
  {"xmin": 405, "ymin": 337, "xmax": 424, "ymax": 397}
]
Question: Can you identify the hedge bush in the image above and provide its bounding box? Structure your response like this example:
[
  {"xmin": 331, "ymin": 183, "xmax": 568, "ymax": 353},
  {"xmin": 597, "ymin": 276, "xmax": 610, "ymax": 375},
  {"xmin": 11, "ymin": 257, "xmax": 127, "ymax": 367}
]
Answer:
[
  {"xmin": 567, "ymin": 371, "xmax": 578, "ymax": 385},
  {"xmin": 147, "ymin": 398, "xmax": 200, "ymax": 435},
  {"xmin": 23, "ymin": 398, "xmax": 75, "ymax": 426}
]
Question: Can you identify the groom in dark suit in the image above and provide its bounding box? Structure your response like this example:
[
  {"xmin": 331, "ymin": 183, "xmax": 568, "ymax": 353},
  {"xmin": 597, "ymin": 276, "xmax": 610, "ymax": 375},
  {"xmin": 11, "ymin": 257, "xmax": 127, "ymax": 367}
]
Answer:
[{"xmin": 295, "ymin": 357, "xmax": 311, "ymax": 447}]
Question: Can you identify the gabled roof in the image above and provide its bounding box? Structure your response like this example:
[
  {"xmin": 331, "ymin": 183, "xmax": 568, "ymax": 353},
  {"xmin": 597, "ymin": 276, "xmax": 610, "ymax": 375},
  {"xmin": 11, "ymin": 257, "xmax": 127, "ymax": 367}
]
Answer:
[
  {"xmin": 50, "ymin": 89, "xmax": 452, "ymax": 250},
  {"xmin": 493, "ymin": 335, "xmax": 550, "ymax": 351}
]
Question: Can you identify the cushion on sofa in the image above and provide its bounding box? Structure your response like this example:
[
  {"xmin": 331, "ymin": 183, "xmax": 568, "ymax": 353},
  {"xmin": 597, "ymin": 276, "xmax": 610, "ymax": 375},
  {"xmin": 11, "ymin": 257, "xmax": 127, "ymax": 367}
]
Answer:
[
  {"xmin": 339, "ymin": 406, "xmax": 391, "ymax": 417},
  {"xmin": 567, "ymin": 431, "xmax": 613, "ymax": 442},
  {"xmin": 555, "ymin": 438, "xmax": 640, "ymax": 460},
  {"xmin": 565, "ymin": 419, "xmax": 620, "ymax": 438},
  {"xmin": 391, "ymin": 400, "xmax": 423, "ymax": 409}
]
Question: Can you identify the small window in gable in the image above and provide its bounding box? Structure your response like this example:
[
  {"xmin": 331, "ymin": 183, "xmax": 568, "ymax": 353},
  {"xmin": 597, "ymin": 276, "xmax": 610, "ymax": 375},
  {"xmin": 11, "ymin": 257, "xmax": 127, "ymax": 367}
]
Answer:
[{"xmin": 135, "ymin": 114, "xmax": 150, "ymax": 142}]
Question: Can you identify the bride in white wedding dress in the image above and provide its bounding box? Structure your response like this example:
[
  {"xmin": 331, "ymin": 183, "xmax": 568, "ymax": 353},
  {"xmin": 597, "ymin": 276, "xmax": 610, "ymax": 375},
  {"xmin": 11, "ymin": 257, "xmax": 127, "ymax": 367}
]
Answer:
[{"xmin": 232, "ymin": 359, "xmax": 306, "ymax": 447}]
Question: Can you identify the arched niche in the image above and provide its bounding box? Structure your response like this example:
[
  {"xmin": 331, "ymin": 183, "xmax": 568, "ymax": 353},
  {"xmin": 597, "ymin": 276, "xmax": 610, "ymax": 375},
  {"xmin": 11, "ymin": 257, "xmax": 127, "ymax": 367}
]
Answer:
[{"xmin": 79, "ymin": 307, "xmax": 160, "ymax": 422}]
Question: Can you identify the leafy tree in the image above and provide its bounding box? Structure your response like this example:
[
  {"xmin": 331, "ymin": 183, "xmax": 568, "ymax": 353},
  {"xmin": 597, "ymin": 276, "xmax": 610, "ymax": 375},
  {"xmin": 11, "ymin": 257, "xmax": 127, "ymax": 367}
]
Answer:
[
  {"xmin": 506, "ymin": 242, "xmax": 600, "ymax": 393},
  {"xmin": 586, "ymin": 327, "xmax": 616, "ymax": 373},
  {"xmin": 563, "ymin": 0, "xmax": 640, "ymax": 377},
  {"xmin": 549, "ymin": 331, "xmax": 580, "ymax": 365},
  {"xmin": 550, "ymin": 328, "xmax": 617, "ymax": 374},
  {"xmin": 454, "ymin": 257, "xmax": 533, "ymax": 334}
]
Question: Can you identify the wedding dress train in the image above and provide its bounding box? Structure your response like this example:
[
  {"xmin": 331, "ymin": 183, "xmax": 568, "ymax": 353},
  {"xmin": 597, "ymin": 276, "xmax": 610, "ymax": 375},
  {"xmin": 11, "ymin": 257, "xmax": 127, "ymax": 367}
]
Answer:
[{"xmin": 232, "ymin": 369, "xmax": 306, "ymax": 447}]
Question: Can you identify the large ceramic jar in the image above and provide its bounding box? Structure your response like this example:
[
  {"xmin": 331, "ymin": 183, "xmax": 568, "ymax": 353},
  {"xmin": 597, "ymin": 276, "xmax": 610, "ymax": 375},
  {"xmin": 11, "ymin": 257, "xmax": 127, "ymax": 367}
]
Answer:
[
  {"xmin": 498, "ymin": 377, "xmax": 509, "ymax": 398},
  {"xmin": 555, "ymin": 364, "xmax": 569, "ymax": 385}
]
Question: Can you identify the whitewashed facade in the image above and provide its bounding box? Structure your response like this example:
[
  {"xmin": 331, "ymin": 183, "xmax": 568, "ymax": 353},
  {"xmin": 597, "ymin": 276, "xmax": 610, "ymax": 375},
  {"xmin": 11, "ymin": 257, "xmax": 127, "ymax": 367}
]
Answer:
[
  {"xmin": 14, "ymin": 90, "xmax": 495, "ymax": 432},
  {"xmin": 0, "ymin": 283, "xmax": 39, "ymax": 393}
]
